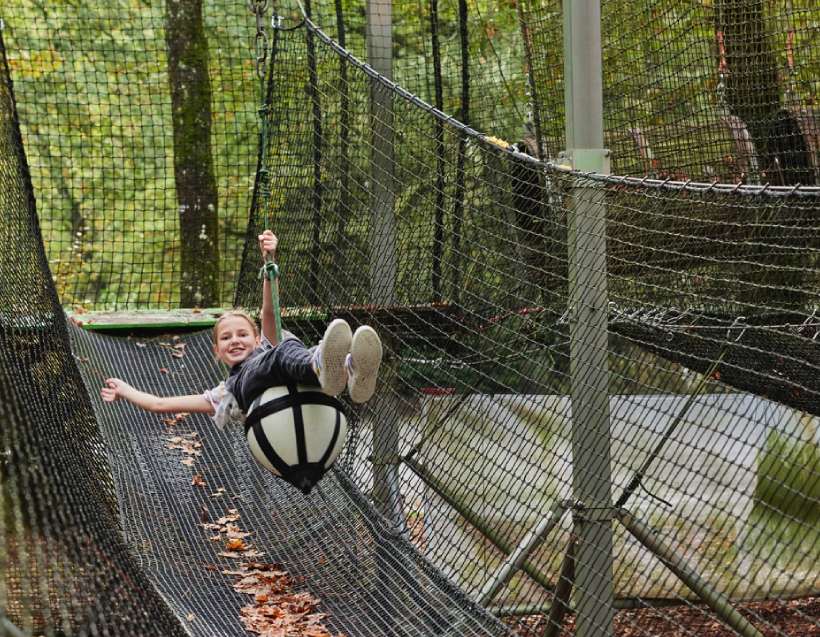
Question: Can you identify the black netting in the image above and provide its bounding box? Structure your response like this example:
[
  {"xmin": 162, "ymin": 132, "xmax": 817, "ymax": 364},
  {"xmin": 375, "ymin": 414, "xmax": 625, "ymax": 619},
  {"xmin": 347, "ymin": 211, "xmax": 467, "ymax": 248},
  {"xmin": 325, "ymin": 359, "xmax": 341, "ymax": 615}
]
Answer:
[
  {"xmin": 3, "ymin": 1, "xmax": 259, "ymax": 308},
  {"xmin": 69, "ymin": 325, "xmax": 507, "ymax": 636},
  {"xmin": 1, "ymin": 30, "xmax": 189, "ymax": 636},
  {"xmin": 234, "ymin": 13, "xmax": 819, "ymax": 637},
  {"xmin": 2, "ymin": 1, "xmax": 820, "ymax": 636}
]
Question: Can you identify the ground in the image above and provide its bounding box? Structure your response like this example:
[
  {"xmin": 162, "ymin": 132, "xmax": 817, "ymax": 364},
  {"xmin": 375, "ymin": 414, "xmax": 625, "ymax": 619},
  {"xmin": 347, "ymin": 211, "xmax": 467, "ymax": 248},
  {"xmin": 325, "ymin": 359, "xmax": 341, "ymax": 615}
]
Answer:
[{"xmin": 509, "ymin": 596, "xmax": 819, "ymax": 636}]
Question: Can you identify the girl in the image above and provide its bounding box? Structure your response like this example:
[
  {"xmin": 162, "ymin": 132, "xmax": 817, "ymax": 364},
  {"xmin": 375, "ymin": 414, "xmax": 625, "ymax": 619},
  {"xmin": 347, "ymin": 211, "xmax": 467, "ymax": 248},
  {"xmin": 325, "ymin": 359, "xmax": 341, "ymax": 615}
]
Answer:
[{"xmin": 101, "ymin": 230, "xmax": 383, "ymax": 428}]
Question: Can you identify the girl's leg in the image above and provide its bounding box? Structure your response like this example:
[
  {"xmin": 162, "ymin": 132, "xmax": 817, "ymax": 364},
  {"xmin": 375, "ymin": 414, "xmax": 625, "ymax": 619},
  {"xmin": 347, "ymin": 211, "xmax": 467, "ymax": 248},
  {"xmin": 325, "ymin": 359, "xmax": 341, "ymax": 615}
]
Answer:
[
  {"xmin": 256, "ymin": 319, "xmax": 351, "ymax": 395},
  {"xmin": 267, "ymin": 338, "xmax": 319, "ymax": 385}
]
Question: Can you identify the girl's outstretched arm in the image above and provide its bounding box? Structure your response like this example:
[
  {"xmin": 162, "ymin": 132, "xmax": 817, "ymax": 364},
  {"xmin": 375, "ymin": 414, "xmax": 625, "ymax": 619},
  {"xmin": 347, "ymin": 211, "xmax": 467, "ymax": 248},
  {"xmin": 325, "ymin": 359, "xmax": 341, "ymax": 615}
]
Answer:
[
  {"xmin": 258, "ymin": 230, "xmax": 280, "ymax": 345},
  {"xmin": 101, "ymin": 378, "xmax": 214, "ymax": 415}
]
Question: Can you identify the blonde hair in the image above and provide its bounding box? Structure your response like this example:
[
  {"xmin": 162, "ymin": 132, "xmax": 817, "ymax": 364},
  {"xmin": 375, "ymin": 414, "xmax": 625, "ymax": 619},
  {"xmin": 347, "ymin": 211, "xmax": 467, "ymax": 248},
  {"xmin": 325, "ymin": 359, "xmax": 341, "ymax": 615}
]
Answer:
[{"xmin": 212, "ymin": 310, "xmax": 259, "ymax": 345}]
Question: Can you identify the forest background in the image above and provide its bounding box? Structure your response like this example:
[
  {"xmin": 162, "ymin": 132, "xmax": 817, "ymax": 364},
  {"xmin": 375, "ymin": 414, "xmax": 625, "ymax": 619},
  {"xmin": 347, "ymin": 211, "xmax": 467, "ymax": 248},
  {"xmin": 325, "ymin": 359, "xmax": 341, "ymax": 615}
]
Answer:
[{"xmin": 4, "ymin": 0, "xmax": 816, "ymax": 311}]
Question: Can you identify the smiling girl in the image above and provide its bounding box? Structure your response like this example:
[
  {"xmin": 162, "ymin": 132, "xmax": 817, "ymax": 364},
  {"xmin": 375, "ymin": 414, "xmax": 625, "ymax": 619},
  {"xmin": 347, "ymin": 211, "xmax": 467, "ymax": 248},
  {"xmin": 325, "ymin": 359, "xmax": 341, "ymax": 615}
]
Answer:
[{"xmin": 101, "ymin": 231, "xmax": 383, "ymax": 428}]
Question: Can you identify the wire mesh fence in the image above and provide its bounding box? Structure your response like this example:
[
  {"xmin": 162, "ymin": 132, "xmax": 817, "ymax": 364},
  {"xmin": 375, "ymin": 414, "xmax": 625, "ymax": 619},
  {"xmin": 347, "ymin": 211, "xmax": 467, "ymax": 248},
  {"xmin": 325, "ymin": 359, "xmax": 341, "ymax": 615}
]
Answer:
[
  {"xmin": 1, "ymin": 1, "xmax": 819, "ymax": 636},
  {"xmin": 233, "ymin": 9, "xmax": 820, "ymax": 636}
]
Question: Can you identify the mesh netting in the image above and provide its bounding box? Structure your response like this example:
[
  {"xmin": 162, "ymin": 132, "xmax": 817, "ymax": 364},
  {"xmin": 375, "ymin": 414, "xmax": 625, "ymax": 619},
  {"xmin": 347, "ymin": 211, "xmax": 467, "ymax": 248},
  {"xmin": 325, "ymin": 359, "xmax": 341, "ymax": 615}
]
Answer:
[
  {"xmin": 234, "ymin": 11, "xmax": 819, "ymax": 637},
  {"xmin": 1, "ymin": 20, "xmax": 507, "ymax": 635},
  {"xmin": 69, "ymin": 325, "xmax": 507, "ymax": 636},
  {"xmin": 1, "ymin": 30, "xmax": 189, "ymax": 636},
  {"xmin": 3, "ymin": 1, "xmax": 260, "ymax": 308},
  {"xmin": 2, "ymin": 1, "xmax": 820, "ymax": 636}
]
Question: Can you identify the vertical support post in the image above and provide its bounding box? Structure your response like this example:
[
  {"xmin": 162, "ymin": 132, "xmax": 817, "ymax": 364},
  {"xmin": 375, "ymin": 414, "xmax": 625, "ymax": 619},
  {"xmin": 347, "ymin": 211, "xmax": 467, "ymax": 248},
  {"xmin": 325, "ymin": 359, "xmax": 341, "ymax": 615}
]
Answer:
[
  {"xmin": 562, "ymin": 2, "xmax": 615, "ymax": 637},
  {"xmin": 366, "ymin": 8, "xmax": 402, "ymax": 626},
  {"xmin": 367, "ymin": 0, "xmax": 396, "ymax": 307},
  {"xmin": 366, "ymin": 0, "xmax": 402, "ymax": 527},
  {"xmin": 304, "ymin": 0, "xmax": 323, "ymax": 305}
]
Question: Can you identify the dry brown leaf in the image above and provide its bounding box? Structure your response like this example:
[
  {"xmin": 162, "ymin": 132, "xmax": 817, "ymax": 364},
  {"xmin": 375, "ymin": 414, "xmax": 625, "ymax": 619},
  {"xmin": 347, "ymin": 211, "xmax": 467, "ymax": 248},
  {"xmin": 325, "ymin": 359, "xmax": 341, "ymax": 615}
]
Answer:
[
  {"xmin": 215, "ymin": 511, "xmax": 240, "ymax": 525},
  {"xmin": 165, "ymin": 432, "xmax": 201, "ymax": 458},
  {"xmin": 227, "ymin": 560, "xmax": 345, "ymax": 637},
  {"xmin": 191, "ymin": 474, "xmax": 206, "ymax": 487},
  {"xmin": 226, "ymin": 538, "xmax": 247, "ymax": 552},
  {"xmin": 224, "ymin": 524, "xmax": 251, "ymax": 539}
]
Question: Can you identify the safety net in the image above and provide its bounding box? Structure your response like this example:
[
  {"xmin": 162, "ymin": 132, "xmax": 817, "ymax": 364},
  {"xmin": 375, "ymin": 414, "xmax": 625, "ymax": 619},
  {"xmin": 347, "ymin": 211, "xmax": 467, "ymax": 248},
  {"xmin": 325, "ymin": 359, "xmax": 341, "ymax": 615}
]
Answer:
[
  {"xmin": 0, "ymin": 20, "xmax": 506, "ymax": 637},
  {"xmin": 2, "ymin": 1, "xmax": 820, "ymax": 637},
  {"xmin": 233, "ymin": 6, "xmax": 820, "ymax": 637},
  {"xmin": 1, "ymin": 29, "xmax": 188, "ymax": 637}
]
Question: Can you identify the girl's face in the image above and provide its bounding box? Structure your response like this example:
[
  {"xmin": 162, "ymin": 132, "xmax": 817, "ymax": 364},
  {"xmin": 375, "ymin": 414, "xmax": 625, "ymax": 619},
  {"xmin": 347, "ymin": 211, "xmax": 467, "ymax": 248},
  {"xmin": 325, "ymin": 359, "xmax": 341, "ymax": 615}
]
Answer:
[{"xmin": 213, "ymin": 315, "xmax": 260, "ymax": 366}]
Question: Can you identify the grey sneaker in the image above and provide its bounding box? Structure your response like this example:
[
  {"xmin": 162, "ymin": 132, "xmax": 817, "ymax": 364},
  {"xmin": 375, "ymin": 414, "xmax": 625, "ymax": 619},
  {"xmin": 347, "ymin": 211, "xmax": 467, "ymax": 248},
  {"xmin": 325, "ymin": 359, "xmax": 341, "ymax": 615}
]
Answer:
[
  {"xmin": 312, "ymin": 319, "xmax": 352, "ymax": 396},
  {"xmin": 346, "ymin": 325, "xmax": 383, "ymax": 403}
]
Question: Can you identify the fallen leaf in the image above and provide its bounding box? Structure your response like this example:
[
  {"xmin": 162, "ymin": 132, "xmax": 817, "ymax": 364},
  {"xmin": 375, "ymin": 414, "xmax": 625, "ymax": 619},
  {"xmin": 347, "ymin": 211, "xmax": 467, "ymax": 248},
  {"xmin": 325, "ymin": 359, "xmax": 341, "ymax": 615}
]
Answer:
[
  {"xmin": 224, "ymin": 524, "xmax": 251, "ymax": 539},
  {"xmin": 226, "ymin": 538, "xmax": 247, "ymax": 552},
  {"xmin": 192, "ymin": 474, "xmax": 206, "ymax": 487}
]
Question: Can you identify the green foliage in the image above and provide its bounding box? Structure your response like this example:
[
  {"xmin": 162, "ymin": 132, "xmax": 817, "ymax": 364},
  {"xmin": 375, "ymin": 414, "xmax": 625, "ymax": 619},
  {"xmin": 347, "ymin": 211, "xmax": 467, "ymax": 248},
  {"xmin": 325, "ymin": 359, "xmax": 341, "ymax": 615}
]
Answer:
[
  {"xmin": 755, "ymin": 429, "xmax": 820, "ymax": 523},
  {"xmin": 3, "ymin": 0, "xmax": 819, "ymax": 311},
  {"xmin": 4, "ymin": 0, "xmax": 259, "ymax": 308}
]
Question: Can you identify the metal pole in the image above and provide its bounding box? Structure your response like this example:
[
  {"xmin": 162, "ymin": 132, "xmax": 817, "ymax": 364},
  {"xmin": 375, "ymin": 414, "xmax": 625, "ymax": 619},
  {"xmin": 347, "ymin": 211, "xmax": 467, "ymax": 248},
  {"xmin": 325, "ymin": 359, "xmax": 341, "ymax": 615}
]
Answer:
[
  {"xmin": 617, "ymin": 509, "xmax": 765, "ymax": 637},
  {"xmin": 367, "ymin": 0, "xmax": 396, "ymax": 307},
  {"xmin": 366, "ymin": 0, "xmax": 399, "ymax": 520},
  {"xmin": 488, "ymin": 597, "xmax": 682, "ymax": 617},
  {"xmin": 562, "ymin": 2, "xmax": 615, "ymax": 636},
  {"xmin": 543, "ymin": 537, "xmax": 576, "ymax": 637},
  {"xmin": 476, "ymin": 501, "xmax": 568, "ymax": 605},
  {"xmin": 404, "ymin": 456, "xmax": 558, "ymax": 595},
  {"xmin": 366, "ymin": 0, "xmax": 405, "ymax": 567}
]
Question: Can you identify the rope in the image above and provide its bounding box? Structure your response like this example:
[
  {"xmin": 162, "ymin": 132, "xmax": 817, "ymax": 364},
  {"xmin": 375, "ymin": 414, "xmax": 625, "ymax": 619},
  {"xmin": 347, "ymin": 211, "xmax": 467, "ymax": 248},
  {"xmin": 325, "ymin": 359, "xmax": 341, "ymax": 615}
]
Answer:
[{"xmin": 250, "ymin": 1, "xmax": 293, "ymax": 345}]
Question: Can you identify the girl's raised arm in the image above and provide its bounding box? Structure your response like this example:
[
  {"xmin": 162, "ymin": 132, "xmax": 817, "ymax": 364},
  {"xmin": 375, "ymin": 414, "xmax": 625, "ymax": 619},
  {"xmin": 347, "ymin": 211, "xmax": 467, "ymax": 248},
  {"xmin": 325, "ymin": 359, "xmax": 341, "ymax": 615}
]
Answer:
[{"xmin": 258, "ymin": 230, "xmax": 280, "ymax": 345}]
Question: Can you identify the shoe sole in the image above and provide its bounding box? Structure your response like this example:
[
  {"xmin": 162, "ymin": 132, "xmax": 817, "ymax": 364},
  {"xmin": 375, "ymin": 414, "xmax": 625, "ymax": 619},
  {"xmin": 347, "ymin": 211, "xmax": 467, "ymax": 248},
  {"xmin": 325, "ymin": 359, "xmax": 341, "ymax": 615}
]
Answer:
[
  {"xmin": 348, "ymin": 326, "xmax": 383, "ymax": 403},
  {"xmin": 318, "ymin": 319, "xmax": 352, "ymax": 396}
]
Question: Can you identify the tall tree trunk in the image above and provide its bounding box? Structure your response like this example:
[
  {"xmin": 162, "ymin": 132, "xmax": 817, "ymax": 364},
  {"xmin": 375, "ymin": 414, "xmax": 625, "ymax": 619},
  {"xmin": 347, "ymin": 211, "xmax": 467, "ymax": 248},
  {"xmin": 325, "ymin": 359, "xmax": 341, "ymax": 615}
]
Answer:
[
  {"xmin": 166, "ymin": 0, "xmax": 219, "ymax": 307},
  {"xmin": 716, "ymin": 0, "xmax": 814, "ymax": 186},
  {"xmin": 716, "ymin": 0, "xmax": 812, "ymax": 311}
]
